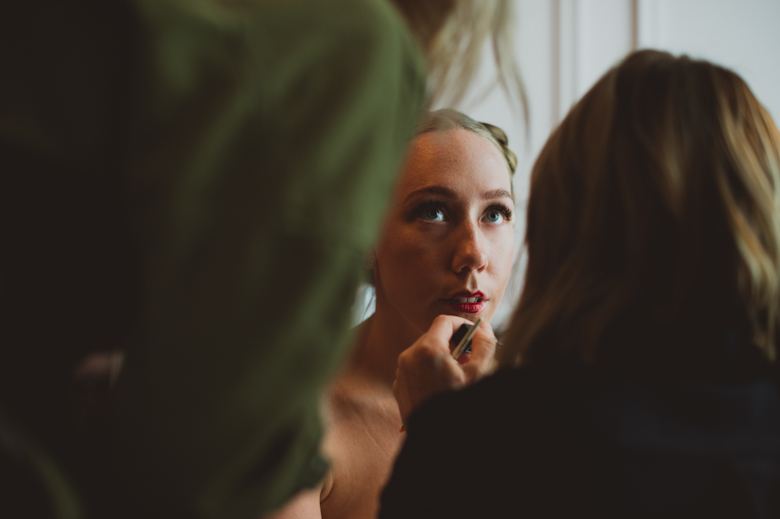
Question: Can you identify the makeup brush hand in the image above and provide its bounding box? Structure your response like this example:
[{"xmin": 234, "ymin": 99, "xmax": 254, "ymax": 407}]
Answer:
[{"xmin": 393, "ymin": 315, "xmax": 497, "ymax": 428}]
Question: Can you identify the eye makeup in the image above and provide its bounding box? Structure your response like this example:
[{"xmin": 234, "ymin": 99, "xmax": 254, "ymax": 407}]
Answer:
[
  {"xmin": 485, "ymin": 203, "xmax": 513, "ymax": 221},
  {"xmin": 410, "ymin": 199, "xmax": 447, "ymax": 222},
  {"xmin": 411, "ymin": 200, "xmax": 513, "ymax": 224}
]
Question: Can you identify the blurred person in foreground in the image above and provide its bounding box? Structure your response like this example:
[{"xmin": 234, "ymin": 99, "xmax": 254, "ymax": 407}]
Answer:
[
  {"xmin": 0, "ymin": 0, "xmax": 523, "ymax": 518},
  {"xmin": 381, "ymin": 49, "xmax": 780, "ymax": 518}
]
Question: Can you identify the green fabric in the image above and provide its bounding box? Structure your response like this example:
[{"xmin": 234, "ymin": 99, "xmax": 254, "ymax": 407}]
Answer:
[
  {"xmin": 0, "ymin": 413, "xmax": 82, "ymax": 519},
  {"xmin": 0, "ymin": 0, "xmax": 426, "ymax": 517}
]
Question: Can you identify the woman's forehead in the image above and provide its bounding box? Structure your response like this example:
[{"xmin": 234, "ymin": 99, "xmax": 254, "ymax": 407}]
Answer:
[{"xmin": 399, "ymin": 129, "xmax": 511, "ymax": 194}]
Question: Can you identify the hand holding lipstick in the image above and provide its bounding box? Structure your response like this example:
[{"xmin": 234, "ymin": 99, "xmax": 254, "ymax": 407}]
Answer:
[{"xmin": 393, "ymin": 314, "xmax": 498, "ymax": 428}]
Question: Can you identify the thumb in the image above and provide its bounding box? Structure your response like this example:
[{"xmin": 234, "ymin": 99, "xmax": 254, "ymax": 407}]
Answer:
[{"xmin": 461, "ymin": 324, "xmax": 497, "ymax": 383}]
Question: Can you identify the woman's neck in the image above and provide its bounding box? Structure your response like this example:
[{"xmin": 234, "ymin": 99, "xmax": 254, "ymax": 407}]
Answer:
[{"xmin": 348, "ymin": 302, "xmax": 423, "ymax": 390}]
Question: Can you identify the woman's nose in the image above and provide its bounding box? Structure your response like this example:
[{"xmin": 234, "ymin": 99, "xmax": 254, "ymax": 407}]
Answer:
[{"xmin": 452, "ymin": 224, "xmax": 488, "ymax": 274}]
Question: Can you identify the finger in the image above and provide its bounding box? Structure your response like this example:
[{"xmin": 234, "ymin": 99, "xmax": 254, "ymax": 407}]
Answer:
[
  {"xmin": 469, "ymin": 324, "xmax": 496, "ymax": 365},
  {"xmin": 399, "ymin": 339, "xmax": 464, "ymax": 385},
  {"xmin": 469, "ymin": 333, "xmax": 496, "ymax": 367},
  {"xmin": 462, "ymin": 325, "xmax": 497, "ymax": 382},
  {"xmin": 438, "ymin": 353, "xmax": 466, "ymax": 383},
  {"xmin": 394, "ymin": 338, "xmax": 465, "ymax": 425}
]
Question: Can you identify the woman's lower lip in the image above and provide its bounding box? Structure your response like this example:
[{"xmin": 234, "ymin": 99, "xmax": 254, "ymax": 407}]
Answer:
[{"xmin": 446, "ymin": 301, "xmax": 485, "ymax": 314}]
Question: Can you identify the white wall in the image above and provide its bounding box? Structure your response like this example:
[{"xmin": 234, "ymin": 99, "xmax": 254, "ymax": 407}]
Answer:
[{"xmin": 639, "ymin": 0, "xmax": 780, "ymax": 121}]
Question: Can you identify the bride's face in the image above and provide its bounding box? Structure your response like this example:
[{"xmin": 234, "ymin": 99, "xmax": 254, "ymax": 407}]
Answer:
[{"xmin": 374, "ymin": 129, "xmax": 515, "ymax": 335}]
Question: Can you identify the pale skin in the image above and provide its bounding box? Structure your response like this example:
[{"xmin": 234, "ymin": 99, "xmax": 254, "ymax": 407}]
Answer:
[{"xmin": 264, "ymin": 129, "xmax": 515, "ymax": 519}]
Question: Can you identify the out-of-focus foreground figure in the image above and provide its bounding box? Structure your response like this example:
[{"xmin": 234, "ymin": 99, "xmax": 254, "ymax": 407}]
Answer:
[{"xmin": 0, "ymin": 0, "xmax": 520, "ymax": 518}]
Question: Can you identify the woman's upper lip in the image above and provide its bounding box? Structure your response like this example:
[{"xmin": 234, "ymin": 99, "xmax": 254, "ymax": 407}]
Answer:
[{"xmin": 444, "ymin": 290, "xmax": 486, "ymax": 300}]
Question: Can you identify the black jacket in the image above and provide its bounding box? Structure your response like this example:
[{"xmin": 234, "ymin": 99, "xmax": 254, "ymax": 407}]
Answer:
[{"xmin": 381, "ymin": 346, "xmax": 780, "ymax": 518}]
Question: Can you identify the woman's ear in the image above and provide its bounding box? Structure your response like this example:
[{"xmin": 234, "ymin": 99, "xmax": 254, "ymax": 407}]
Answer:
[{"xmin": 364, "ymin": 251, "xmax": 376, "ymax": 270}]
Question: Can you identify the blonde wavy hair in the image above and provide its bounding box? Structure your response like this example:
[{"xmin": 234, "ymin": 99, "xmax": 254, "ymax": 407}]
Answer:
[
  {"xmin": 499, "ymin": 50, "xmax": 780, "ymax": 368},
  {"xmin": 392, "ymin": 0, "xmax": 526, "ymax": 111}
]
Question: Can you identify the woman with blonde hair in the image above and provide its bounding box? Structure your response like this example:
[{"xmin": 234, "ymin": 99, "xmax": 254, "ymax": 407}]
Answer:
[
  {"xmin": 268, "ymin": 109, "xmax": 518, "ymax": 518},
  {"xmin": 381, "ymin": 50, "xmax": 780, "ymax": 518}
]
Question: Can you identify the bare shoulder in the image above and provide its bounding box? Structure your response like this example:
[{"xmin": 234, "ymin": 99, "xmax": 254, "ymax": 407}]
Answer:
[
  {"xmin": 320, "ymin": 374, "xmax": 405, "ymax": 519},
  {"xmin": 325, "ymin": 373, "xmax": 403, "ymax": 460}
]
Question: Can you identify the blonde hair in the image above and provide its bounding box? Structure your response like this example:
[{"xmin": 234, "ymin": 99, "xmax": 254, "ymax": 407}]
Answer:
[
  {"xmin": 391, "ymin": 0, "xmax": 527, "ymax": 112},
  {"xmin": 415, "ymin": 108, "xmax": 517, "ymax": 177},
  {"xmin": 499, "ymin": 50, "xmax": 780, "ymax": 368}
]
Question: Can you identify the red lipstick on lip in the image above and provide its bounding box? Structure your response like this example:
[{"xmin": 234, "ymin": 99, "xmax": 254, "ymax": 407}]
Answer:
[{"xmin": 443, "ymin": 290, "xmax": 486, "ymax": 314}]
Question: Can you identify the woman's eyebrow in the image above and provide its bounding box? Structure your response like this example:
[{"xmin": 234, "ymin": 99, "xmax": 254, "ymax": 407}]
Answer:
[
  {"xmin": 483, "ymin": 188, "xmax": 512, "ymax": 200},
  {"xmin": 403, "ymin": 185, "xmax": 457, "ymax": 202},
  {"xmin": 404, "ymin": 186, "xmax": 513, "ymax": 202}
]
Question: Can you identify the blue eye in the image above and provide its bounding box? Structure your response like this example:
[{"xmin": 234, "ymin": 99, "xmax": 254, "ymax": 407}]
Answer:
[
  {"xmin": 484, "ymin": 210, "xmax": 504, "ymax": 224},
  {"xmin": 422, "ymin": 206, "xmax": 445, "ymax": 222}
]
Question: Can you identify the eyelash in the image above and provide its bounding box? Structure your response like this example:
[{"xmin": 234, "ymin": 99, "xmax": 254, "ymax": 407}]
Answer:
[
  {"xmin": 415, "ymin": 200, "xmax": 447, "ymax": 221},
  {"xmin": 485, "ymin": 203, "xmax": 514, "ymax": 222},
  {"xmin": 414, "ymin": 200, "xmax": 514, "ymax": 222}
]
